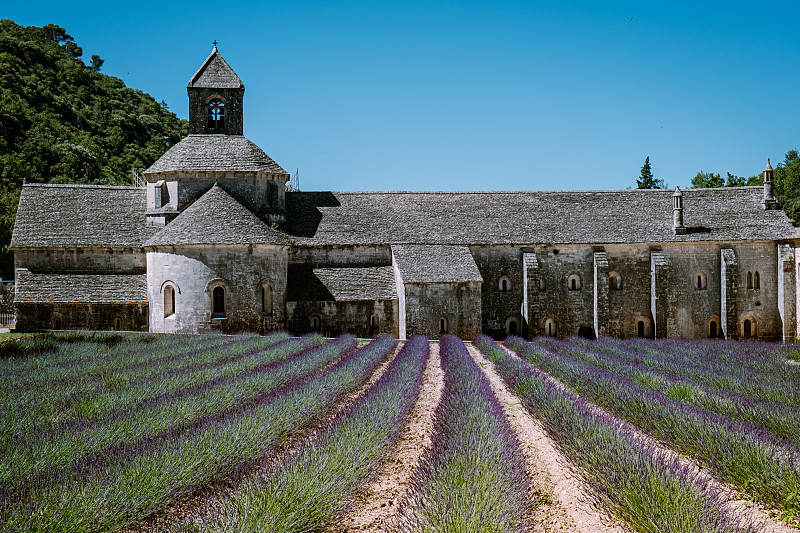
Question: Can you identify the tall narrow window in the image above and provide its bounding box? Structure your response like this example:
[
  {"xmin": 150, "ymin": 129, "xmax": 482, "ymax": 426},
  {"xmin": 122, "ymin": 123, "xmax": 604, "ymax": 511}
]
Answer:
[
  {"xmin": 709, "ymin": 320, "xmax": 718, "ymax": 338},
  {"xmin": 261, "ymin": 283, "xmax": 273, "ymax": 315},
  {"xmin": 499, "ymin": 276, "xmax": 511, "ymax": 293},
  {"xmin": 439, "ymin": 317, "xmax": 448, "ymax": 335},
  {"xmin": 754, "ymin": 271, "xmax": 760, "ymax": 290},
  {"xmin": 747, "ymin": 272, "xmax": 753, "ymax": 289},
  {"xmin": 370, "ymin": 314, "xmax": 379, "ymax": 329},
  {"xmin": 695, "ymin": 271, "xmax": 707, "ymax": 290},
  {"xmin": 207, "ymin": 99, "xmax": 225, "ymax": 130},
  {"xmin": 114, "ymin": 317, "xmax": 122, "ymax": 331},
  {"xmin": 545, "ymin": 319, "xmax": 556, "ymax": 337},
  {"xmin": 310, "ymin": 315, "xmax": 321, "ymax": 331},
  {"xmin": 164, "ymin": 285, "xmax": 175, "ymax": 318},
  {"xmin": 212, "ymin": 286, "xmax": 225, "ymax": 317},
  {"xmin": 637, "ymin": 320, "xmax": 645, "ymax": 338},
  {"xmin": 609, "ymin": 272, "xmax": 622, "ymax": 290}
]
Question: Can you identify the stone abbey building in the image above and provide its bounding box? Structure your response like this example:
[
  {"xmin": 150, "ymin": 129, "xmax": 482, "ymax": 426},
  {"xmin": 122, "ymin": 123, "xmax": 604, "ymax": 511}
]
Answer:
[{"xmin": 10, "ymin": 48, "xmax": 800, "ymax": 341}]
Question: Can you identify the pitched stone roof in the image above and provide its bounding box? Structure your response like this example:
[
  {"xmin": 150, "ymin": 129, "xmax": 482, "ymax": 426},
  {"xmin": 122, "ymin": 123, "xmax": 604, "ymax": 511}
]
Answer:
[
  {"xmin": 286, "ymin": 265, "xmax": 397, "ymax": 301},
  {"xmin": 285, "ymin": 187, "xmax": 796, "ymax": 246},
  {"xmin": 392, "ymin": 245, "xmax": 483, "ymax": 283},
  {"xmin": 15, "ymin": 269, "xmax": 147, "ymax": 304},
  {"xmin": 145, "ymin": 184, "xmax": 289, "ymax": 247},
  {"xmin": 10, "ymin": 184, "xmax": 157, "ymax": 249},
  {"xmin": 187, "ymin": 48, "xmax": 243, "ymax": 89},
  {"xmin": 144, "ymin": 135, "xmax": 288, "ymax": 175}
]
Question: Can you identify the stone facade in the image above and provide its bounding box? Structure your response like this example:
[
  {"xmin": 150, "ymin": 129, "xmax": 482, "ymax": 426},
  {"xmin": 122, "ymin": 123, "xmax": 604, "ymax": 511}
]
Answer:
[{"xmin": 9, "ymin": 49, "xmax": 800, "ymax": 341}]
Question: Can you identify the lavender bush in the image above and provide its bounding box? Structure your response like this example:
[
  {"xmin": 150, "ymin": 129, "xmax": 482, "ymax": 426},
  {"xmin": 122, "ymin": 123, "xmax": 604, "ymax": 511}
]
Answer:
[
  {"xmin": 1, "ymin": 334, "xmax": 394, "ymax": 533},
  {"xmin": 208, "ymin": 335, "xmax": 427, "ymax": 532},
  {"xmin": 399, "ymin": 335, "xmax": 531, "ymax": 533},
  {"xmin": 506, "ymin": 336, "xmax": 800, "ymax": 519},
  {"xmin": 475, "ymin": 335, "xmax": 757, "ymax": 533}
]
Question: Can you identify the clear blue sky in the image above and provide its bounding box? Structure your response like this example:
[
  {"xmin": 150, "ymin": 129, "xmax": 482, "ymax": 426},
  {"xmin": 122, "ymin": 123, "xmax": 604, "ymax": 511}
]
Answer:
[{"xmin": 5, "ymin": 1, "xmax": 799, "ymax": 192}]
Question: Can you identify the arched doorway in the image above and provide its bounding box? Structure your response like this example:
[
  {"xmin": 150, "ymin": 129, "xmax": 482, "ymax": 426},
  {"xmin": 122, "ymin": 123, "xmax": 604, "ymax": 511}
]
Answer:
[
  {"xmin": 637, "ymin": 320, "xmax": 645, "ymax": 338},
  {"xmin": 577, "ymin": 326, "xmax": 595, "ymax": 340}
]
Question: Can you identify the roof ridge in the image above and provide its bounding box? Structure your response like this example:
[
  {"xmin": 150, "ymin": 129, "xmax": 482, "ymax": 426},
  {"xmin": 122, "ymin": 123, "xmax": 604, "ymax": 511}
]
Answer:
[
  {"xmin": 22, "ymin": 183, "xmax": 143, "ymax": 190},
  {"xmin": 292, "ymin": 187, "xmax": 762, "ymax": 195}
]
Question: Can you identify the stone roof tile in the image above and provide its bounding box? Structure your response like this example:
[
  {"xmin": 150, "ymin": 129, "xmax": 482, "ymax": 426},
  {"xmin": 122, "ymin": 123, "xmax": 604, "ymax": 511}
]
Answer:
[
  {"xmin": 144, "ymin": 135, "xmax": 288, "ymax": 175},
  {"xmin": 392, "ymin": 245, "xmax": 483, "ymax": 283},
  {"xmin": 187, "ymin": 48, "xmax": 243, "ymax": 89},
  {"xmin": 285, "ymin": 187, "xmax": 796, "ymax": 246},
  {"xmin": 287, "ymin": 265, "xmax": 396, "ymax": 301},
  {"xmin": 144, "ymin": 184, "xmax": 289, "ymax": 247},
  {"xmin": 15, "ymin": 269, "xmax": 147, "ymax": 304},
  {"xmin": 10, "ymin": 184, "xmax": 157, "ymax": 249}
]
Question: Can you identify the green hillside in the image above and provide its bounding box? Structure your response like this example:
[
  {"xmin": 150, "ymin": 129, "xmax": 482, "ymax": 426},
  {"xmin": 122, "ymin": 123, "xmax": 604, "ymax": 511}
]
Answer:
[{"xmin": 0, "ymin": 19, "xmax": 187, "ymax": 277}]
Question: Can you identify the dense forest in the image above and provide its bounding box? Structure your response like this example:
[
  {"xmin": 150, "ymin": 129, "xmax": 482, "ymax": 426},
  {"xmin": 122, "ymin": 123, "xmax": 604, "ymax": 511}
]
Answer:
[{"xmin": 0, "ymin": 20, "xmax": 187, "ymax": 278}]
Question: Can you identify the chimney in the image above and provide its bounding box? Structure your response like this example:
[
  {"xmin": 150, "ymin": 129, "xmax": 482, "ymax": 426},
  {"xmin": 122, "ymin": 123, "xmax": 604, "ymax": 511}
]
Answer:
[
  {"xmin": 673, "ymin": 186, "xmax": 686, "ymax": 235},
  {"xmin": 763, "ymin": 158, "xmax": 778, "ymax": 210}
]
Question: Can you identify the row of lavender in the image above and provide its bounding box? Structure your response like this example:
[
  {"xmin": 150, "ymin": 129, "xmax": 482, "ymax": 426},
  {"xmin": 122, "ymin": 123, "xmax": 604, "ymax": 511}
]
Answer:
[
  {"xmin": 399, "ymin": 335, "xmax": 531, "ymax": 532},
  {"xmin": 0, "ymin": 333, "xmax": 398, "ymax": 533},
  {"xmin": 475, "ymin": 335, "xmax": 758, "ymax": 533},
  {"xmin": 505, "ymin": 335, "xmax": 800, "ymax": 526},
  {"xmin": 201, "ymin": 335, "xmax": 431, "ymax": 532}
]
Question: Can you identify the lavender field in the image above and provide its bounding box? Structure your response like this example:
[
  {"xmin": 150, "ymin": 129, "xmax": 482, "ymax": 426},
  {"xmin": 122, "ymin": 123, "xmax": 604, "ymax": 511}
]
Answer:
[{"xmin": 1, "ymin": 332, "xmax": 798, "ymax": 533}]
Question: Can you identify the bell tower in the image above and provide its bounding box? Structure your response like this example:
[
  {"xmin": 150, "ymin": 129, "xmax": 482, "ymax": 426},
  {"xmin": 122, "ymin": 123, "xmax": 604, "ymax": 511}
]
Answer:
[{"xmin": 187, "ymin": 43, "xmax": 244, "ymax": 135}]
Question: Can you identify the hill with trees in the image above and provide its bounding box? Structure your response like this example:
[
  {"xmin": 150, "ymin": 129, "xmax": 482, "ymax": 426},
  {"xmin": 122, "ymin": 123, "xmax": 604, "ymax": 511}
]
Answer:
[{"xmin": 0, "ymin": 20, "xmax": 187, "ymax": 277}]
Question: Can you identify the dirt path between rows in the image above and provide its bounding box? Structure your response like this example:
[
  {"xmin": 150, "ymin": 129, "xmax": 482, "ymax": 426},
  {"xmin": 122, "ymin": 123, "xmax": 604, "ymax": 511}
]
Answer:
[
  {"xmin": 508, "ymin": 343, "xmax": 799, "ymax": 533},
  {"xmin": 332, "ymin": 342, "xmax": 444, "ymax": 532},
  {"xmin": 123, "ymin": 341, "xmax": 404, "ymax": 533},
  {"xmin": 468, "ymin": 344, "xmax": 632, "ymax": 533}
]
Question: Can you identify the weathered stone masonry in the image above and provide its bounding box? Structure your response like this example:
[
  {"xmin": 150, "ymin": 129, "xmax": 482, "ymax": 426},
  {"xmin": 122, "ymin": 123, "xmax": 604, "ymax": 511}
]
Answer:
[{"xmin": 9, "ymin": 48, "xmax": 800, "ymax": 341}]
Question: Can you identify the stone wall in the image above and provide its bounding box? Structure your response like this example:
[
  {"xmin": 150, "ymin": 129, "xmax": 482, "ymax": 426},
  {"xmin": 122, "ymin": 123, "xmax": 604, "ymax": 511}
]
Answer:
[
  {"xmin": 15, "ymin": 303, "xmax": 148, "ymax": 331},
  {"xmin": 286, "ymin": 299, "xmax": 397, "ymax": 338},
  {"xmin": 146, "ymin": 244, "xmax": 288, "ymax": 334},
  {"xmin": 400, "ymin": 281, "xmax": 482, "ymax": 340},
  {"xmin": 290, "ymin": 245, "xmax": 392, "ymax": 266},
  {"xmin": 15, "ymin": 248, "xmax": 145, "ymax": 274},
  {"xmin": 470, "ymin": 245, "xmax": 524, "ymax": 339},
  {"xmin": 188, "ymin": 87, "xmax": 244, "ymax": 135}
]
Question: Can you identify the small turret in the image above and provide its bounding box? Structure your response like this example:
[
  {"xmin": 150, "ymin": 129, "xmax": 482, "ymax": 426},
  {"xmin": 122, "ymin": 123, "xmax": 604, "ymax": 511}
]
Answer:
[
  {"xmin": 763, "ymin": 158, "xmax": 778, "ymax": 210},
  {"xmin": 673, "ymin": 186, "xmax": 686, "ymax": 235}
]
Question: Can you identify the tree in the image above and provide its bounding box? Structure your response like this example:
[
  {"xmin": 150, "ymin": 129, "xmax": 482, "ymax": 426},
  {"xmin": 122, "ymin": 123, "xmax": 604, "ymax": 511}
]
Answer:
[
  {"xmin": 89, "ymin": 54, "xmax": 104, "ymax": 72},
  {"xmin": 691, "ymin": 170, "xmax": 763, "ymax": 189},
  {"xmin": 775, "ymin": 150, "xmax": 800, "ymax": 224},
  {"xmin": 636, "ymin": 156, "xmax": 664, "ymax": 189}
]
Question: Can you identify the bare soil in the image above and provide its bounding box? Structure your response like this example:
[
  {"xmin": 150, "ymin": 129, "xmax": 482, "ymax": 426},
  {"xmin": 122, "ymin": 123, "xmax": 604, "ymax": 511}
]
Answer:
[
  {"xmin": 332, "ymin": 342, "xmax": 444, "ymax": 532},
  {"xmin": 468, "ymin": 344, "xmax": 632, "ymax": 533}
]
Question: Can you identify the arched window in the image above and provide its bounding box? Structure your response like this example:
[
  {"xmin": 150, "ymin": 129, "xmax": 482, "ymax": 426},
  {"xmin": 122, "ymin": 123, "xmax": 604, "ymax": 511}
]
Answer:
[
  {"xmin": 212, "ymin": 286, "xmax": 226, "ymax": 317},
  {"xmin": 537, "ymin": 277, "xmax": 545, "ymax": 291},
  {"xmin": 742, "ymin": 316, "xmax": 756, "ymax": 338},
  {"xmin": 310, "ymin": 315, "xmax": 321, "ymax": 331},
  {"xmin": 52, "ymin": 316, "xmax": 62, "ymax": 330},
  {"xmin": 114, "ymin": 317, "xmax": 122, "ymax": 331},
  {"xmin": 747, "ymin": 271, "xmax": 753, "ymax": 290},
  {"xmin": 609, "ymin": 271, "xmax": 622, "ymax": 290},
  {"xmin": 370, "ymin": 314, "xmax": 379, "ymax": 329},
  {"xmin": 505, "ymin": 317, "xmax": 518, "ymax": 337},
  {"xmin": 439, "ymin": 317, "xmax": 448, "ymax": 335},
  {"xmin": 568, "ymin": 274, "xmax": 582, "ymax": 291},
  {"xmin": 164, "ymin": 285, "xmax": 175, "ymax": 318},
  {"xmin": 743, "ymin": 319, "xmax": 752, "ymax": 338},
  {"xmin": 754, "ymin": 271, "xmax": 760, "ymax": 290},
  {"xmin": 207, "ymin": 99, "xmax": 225, "ymax": 130},
  {"xmin": 637, "ymin": 320, "xmax": 645, "ymax": 338},
  {"xmin": 545, "ymin": 319, "xmax": 556, "ymax": 337},
  {"xmin": 634, "ymin": 316, "xmax": 650, "ymax": 338},
  {"xmin": 499, "ymin": 276, "xmax": 511, "ymax": 293},
  {"xmin": 695, "ymin": 271, "xmax": 707, "ymax": 290},
  {"xmin": 261, "ymin": 283, "xmax": 273, "ymax": 315}
]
